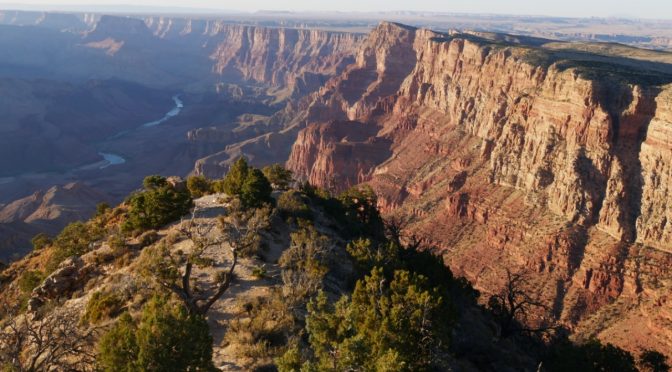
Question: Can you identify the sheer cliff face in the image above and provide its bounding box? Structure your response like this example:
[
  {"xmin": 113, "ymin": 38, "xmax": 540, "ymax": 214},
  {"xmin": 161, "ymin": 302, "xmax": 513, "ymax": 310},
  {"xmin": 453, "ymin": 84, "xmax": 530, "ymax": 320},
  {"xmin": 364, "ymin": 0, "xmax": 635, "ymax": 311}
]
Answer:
[
  {"xmin": 142, "ymin": 18, "xmax": 364, "ymax": 96},
  {"xmin": 287, "ymin": 22, "xmax": 672, "ymax": 354}
]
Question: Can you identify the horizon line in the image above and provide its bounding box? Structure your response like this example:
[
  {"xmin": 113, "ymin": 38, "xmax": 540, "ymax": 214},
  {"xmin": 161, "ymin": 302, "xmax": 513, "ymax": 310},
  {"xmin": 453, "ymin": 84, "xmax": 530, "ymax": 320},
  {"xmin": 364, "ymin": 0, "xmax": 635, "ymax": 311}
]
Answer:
[{"xmin": 1, "ymin": 3, "xmax": 671, "ymax": 22}]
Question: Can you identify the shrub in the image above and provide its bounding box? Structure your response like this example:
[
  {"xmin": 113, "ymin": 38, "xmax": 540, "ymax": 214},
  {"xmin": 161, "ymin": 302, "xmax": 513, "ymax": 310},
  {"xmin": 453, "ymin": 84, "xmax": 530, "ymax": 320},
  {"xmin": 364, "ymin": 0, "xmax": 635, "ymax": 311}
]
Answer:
[
  {"xmin": 219, "ymin": 158, "xmax": 273, "ymax": 208},
  {"xmin": 96, "ymin": 203, "xmax": 111, "ymax": 217},
  {"xmin": 17, "ymin": 270, "xmax": 45, "ymax": 294},
  {"xmin": 221, "ymin": 157, "xmax": 250, "ymax": 196},
  {"xmin": 97, "ymin": 296, "xmax": 215, "ymax": 371},
  {"xmin": 31, "ymin": 233, "xmax": 52, "ymax": 251},
  {"xmin": 187, "ymin": 176, "xmax": 212, "ymax": 198},
  {"xmin": 108, "ymin": 234, "xmax": 127, "ymax": 252},
  {"xmin": 224, "ymin": 293, "xmax": 295, "ymax": 368},
  {"xmin": 96, "ymin": 312, "xmax": 138, "ymax": 372},
  {"xmin": 46, "ymin": 221, "xmax": 104, "ymax": 273},
  {"xmin": 277, "ymin": 190, "xmax": 312, "ymax": 221},
  {"xmin": 241, "ymin": 168, "xmax": 273, "ymax": 208},
  {"xmin": 137, "ymin": 230, "xmax": 159, "ymax": 248},
  {"xmin": 82, "ymin": 291, "xmax": 125, "ymax": 325},
  {"xmin": 252, "ymin": 265, "xmax": 267, "ymax": 279},
  {"xmin": 337, "ymin": 185, "xmax": 385, "ymax": 238},
  {"xmin": 278, "ymin": 224, "xmax": 330, "ymax": 306},
  {"xmin": 304, "ymin": 268, "xmax": 452, "ymax": 371},
  {"xmin": 143, "ymin": 175, "xmax": 168, "ymax": 190},
  {"xmin": 123, "ymin": 176, "xmax": 193, "ymax": 233},
  {"xmin": 219, "ymin": 201, "xmax": 272, "ymax": 258},
  {"xmin": 262, "ymin": 164, "xmax": 293, "ymax": 190}
]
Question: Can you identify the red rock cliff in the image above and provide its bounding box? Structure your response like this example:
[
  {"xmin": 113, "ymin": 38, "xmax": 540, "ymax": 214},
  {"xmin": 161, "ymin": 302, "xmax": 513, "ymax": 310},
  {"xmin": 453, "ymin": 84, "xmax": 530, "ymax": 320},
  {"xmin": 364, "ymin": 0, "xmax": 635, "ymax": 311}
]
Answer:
[
  {"xmin": 287, "ymin": 22, "xmax": 672, "ymax": 355},
  {"xmin": 143, "ymin": 17, "xmax": 364, "ymax": 96}
]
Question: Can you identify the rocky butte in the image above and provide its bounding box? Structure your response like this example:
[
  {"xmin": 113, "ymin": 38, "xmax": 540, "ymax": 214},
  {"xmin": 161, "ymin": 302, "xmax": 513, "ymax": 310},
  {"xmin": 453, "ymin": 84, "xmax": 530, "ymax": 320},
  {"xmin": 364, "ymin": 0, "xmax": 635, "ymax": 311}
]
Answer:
[{"xmin": 287, "ymin": 21, "xmax": 672, "ymax": 356}]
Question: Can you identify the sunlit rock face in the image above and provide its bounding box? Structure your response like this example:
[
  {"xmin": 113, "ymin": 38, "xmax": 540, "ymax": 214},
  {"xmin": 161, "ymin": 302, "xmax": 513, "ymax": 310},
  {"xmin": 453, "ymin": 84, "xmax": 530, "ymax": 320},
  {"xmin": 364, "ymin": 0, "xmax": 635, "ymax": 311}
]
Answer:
[{"xmin": 288, "ymin": 21, "xmax": 672, "ymax": 356}]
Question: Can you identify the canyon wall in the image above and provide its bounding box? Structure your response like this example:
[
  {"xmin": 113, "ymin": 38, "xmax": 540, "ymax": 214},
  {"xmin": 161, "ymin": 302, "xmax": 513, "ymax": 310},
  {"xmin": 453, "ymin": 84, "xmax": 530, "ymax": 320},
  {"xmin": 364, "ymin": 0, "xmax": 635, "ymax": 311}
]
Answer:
[
  {"xmin": 287, "ymin": 22, "xmax": 672, "ymax": 355},
  {"xmin": 143, "ymin": 17, "xmax": 365, "ymax": 96},
  {"xmin": 84, "ymin": 15, "xmax": 365, "ymax": 96}
]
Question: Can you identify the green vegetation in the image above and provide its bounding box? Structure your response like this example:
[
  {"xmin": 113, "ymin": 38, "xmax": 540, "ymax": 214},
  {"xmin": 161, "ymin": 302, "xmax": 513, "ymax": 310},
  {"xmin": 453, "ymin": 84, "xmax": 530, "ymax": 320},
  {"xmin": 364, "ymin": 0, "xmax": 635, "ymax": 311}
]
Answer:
[
  {"xmin": 277, "ymin": 190, "xmax": 312, "ymax": 221},
  {"xmin": 46, "ymin": 221, "xmax": 105, "ymax": 273},
  {"xmin": 15, "ymin": 174, "xmax": 667, "ymax": 371},
  {"xmin": 298, "ymin": 183, "xmax": 385, "ymax": 239},
  {"xmin": 96, "ymin": 202, "xmax": 111, "ymax": 217},
  {"xmin": 187, "ymin": 175, "xmax": 213, "ymax": 198},
  {"xmin": 30, "ymin": 233, "xmax": 52, "ymax": 251},
  {"xmin": 17, "ymin": 270, "xmax": 44, "ymax": 294},
  {"xmin": 302, "ymin": 268, "xmax": 450, "ymax": 371},
  {"xmin": 224, "ymin": 294, "xmax": 296, "ymax": 369},
  {"xmin": 123, "ymin": 175, "xmax": 193, "ymax": 234},
  {"xmin": 82, "ymin": 291, "xmax": 125, "ymax": 325},
  {"xmin": 278, "ymin": 224, "xmax": 330, "ymax": 305},
  {"xmin": 219, "ymin": 158, "xmax": 273, "ymax": 208},
  {"xmin": 262, "ymin": 164, "xmax": 294, "ymax": 190},
  {"xmin": 97, "ymin": 296, "xmax": 215, "ymax": 372},
  {"xmin": 251, "ymin": 265, "xmax": 267, "ymax": 279}
]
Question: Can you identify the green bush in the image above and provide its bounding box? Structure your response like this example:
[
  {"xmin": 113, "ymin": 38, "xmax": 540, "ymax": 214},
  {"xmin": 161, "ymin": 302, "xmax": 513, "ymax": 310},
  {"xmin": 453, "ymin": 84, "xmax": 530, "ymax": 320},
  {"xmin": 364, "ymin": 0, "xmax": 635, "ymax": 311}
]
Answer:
[
  {"xmin": 143, "ymin": 175, "xmax": 168, "ymax": 190},
  {"xmin": 277, "ymin": 190, "xmax": 312, "ymax": 221},
  {"xmin": 262, "ymin": 164, "xmax": 293, "ymax": 190},
  {"xmin": 46, "ymin": 221, "xmax": 104, "ymax": 273},
  {"xmin": 219, "ymin": 158, "xmax": 273, "ymax": 208},
  {"xmin": 96, "ymin": 312, "xmax": 138, "ymax": 372},
  {"xmin": 17, "ymin": 270, "xmax": 44, "ymax": 294},
  {"xmin": 187, "ymin": 176, "xmax": 212, "ymax": 198},
  {"xmin": 252, "ymin": 266, "xmax": 267, "ymax": 279},
  {"xmin": 224, "ymin": 293, "xmax": 295, "ymax": 369},
  {"xmin": 302, "ymin": 268, "xmax": 452, "ymax": 371},
  {"xmin": 97, "ymin": 296, "xmax": 215, "ymax": 371},
  {"xmin": 31, "ymin": 233, "xmax": 52, "ymax": 251},
  {"xmin": 96, "ymin": 202, "xmax": 111, "ymax": 217},
  {"xmin": 337, "ymin": 185, "xmax": 385, "ymax": 238},
  {"xmin": 123, "ymin": 176, "xmax": 193, "ymax": 233},
  {"xmin": 241, "ymin": 168, "xmax": 273, "ymax": 208},
  {"xmin": 82, "ymin": 291, "xmax": 125, "ymax": 325}
]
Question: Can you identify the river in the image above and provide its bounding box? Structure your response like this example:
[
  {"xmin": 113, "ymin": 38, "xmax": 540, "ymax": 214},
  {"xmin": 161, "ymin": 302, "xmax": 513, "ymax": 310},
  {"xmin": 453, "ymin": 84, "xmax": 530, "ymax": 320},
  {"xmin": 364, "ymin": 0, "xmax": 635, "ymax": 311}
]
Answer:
[{"xmin": 91, "ymin": 95, "xmax": 183, "ymax": 169}]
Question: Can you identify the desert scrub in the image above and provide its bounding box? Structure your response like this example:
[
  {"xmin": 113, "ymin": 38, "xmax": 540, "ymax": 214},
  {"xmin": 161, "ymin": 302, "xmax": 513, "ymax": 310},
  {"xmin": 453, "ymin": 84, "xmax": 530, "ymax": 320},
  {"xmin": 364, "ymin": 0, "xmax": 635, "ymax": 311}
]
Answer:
[
  {"xmin": 81, "ymin": 291, "xmax": 125, "ymax": 325},
  {"xmin": 223, "ymin": 293, "xmax": 295, "ymax": 368},
  {"xmin": 18, "ymin": 270, "xmax": 45, "ymax": 294},
  {"xmin": 46, "ymin": 221, "xmax": 105, "ymax": 274},
  {"xmin": 277, "ymin": 190, "xmax": 312, "ymax": 221},
  {"xmin": 252, "ymin": 265, "xmax": 267, "ymax": 279}
]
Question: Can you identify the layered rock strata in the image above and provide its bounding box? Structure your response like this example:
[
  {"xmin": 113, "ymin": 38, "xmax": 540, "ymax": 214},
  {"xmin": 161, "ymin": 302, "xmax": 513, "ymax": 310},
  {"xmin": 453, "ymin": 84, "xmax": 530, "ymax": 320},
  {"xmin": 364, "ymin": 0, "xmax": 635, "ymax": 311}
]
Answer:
[{"xmin": 287, "ymin": 22, "xmax": 672, "ymax": 355}]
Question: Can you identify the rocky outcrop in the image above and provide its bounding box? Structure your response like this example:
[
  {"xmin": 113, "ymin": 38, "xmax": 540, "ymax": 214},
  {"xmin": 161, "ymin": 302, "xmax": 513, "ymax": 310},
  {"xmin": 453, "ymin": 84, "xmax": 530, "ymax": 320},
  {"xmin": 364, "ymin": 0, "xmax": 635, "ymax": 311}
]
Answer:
[
  {"xmin": 287, "ymin": 22, "xmax": 672, "ymax": 355},
  {"xmin": 28, "ymin": 256, "xmax": 94, "ymax": 312}
]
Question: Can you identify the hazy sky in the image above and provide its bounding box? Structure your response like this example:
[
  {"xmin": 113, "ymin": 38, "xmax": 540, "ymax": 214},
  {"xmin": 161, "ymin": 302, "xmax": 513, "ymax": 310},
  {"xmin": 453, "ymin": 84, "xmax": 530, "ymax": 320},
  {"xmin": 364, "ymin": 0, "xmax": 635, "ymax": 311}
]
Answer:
[{"xmin": 3, "ymin": 0, "xmax": 672, "ymax": 19}]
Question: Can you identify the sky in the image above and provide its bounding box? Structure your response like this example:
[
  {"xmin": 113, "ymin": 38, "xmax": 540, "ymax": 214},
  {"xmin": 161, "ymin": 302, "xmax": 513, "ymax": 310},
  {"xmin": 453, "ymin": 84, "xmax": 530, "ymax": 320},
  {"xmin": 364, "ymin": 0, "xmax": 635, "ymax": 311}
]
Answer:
[{"xmin": 2, "ymin": 0, "xmax": 671, "ymax": 20}]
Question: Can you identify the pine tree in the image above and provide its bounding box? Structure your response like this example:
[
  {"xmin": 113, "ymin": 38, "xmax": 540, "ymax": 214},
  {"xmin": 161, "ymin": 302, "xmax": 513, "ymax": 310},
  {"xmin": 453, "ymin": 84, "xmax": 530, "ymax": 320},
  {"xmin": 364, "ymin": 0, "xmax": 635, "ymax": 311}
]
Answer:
[{"xmin": 222, "ymin": 157, "xmax": 250, "ymax": 197}]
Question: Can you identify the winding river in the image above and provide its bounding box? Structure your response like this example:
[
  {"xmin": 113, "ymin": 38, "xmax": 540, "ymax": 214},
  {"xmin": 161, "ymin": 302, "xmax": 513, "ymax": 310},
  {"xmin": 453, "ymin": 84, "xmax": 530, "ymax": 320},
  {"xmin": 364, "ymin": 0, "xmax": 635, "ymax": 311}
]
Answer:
[
  {"xmin": 0, "ymin": 95, "xmax": 184, "ymax": 185},
  {"xmin": 90, "ymin": 95, "xmax": 183, "ymax": 169}
]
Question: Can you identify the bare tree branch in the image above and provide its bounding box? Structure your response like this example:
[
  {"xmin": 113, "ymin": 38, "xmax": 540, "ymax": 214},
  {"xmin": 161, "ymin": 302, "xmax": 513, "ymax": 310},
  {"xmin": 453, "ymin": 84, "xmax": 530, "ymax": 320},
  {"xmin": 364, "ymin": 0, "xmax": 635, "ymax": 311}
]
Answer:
[
  {"xmin": 487, "ymin": 269, "xmax": 558, "ymax": 338},
  {"xmin": 0, "ymin": 306, "xmax": 96, "ymax": 371}
]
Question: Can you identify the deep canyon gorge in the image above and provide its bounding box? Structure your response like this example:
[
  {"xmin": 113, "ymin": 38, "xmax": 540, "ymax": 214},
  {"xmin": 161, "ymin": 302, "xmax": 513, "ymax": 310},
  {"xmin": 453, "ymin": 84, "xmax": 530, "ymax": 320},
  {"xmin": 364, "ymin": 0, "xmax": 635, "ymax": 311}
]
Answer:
[{"xmin": 1, "ymin": 9, "xmax": 672, "ymax": 361}]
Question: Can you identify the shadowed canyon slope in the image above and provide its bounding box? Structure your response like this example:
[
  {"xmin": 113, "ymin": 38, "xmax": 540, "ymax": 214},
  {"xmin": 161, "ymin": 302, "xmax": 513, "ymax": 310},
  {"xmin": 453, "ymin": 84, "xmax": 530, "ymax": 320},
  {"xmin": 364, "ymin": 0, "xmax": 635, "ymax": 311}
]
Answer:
[
  {"xmin": 0, "ymin": 12, "xmax": 363, "ymax": 259},
  {"xmin": 287, "ymin": 22, "xmax": 672, "ymax": 355}
]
